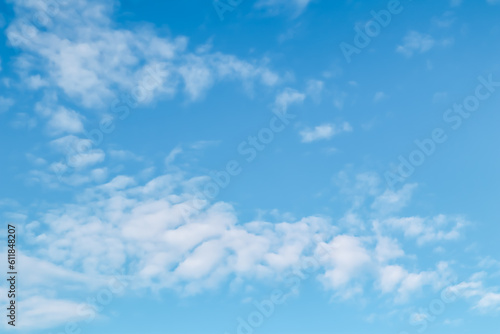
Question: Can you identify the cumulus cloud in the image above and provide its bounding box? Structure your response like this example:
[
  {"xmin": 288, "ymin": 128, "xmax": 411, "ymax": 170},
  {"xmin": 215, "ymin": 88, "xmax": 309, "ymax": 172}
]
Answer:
[
  {"xmin": 6, "ymin": 0, "xmax": 281, "ymax": 108},
  {"xmin": 49, "ymin": 135, "xmax": 105, "ymax": 169},
  {"xmin": 378, "ymin": 265, "xmax": 407, "ymax": 293},
  {"xmin": 476, "ymin": 293, "xmax": 500, "ymax": 311},
  {"xmin": 377, "ymin": 214, "xmax": 465, "ymax": 245},
  {"xmin": 318, "ymin": 235, "xmax": 371, "ymax": 289},
  {"xmin": 16, "ymin": 167, "xmax": 476, "ymax": 303},
  {"xmin": 27, "ymin": 74, "xmax": 49, "ymax": 89},
  {"xmin": 396, "ymin": 31, "xmax": 436, "ymax": 57},
  {"xmin": 45, "ymin": 107, "xmax": 85, "ymax": 135},
  {"xmin": 396, "ymin": 262, "xmax": 453, "ymax": 302},
  {"xmin": 371, "ymin": 183, "xmax": 417, "ymax": 215},
  {"xmin": 7, "ymin": 164, "xmax": 499, "ymax": 328},
  {"xmin": 300, "ymin": 122, "xmax": 352, "ymax": 143},
  {"xmin": 22, "ymin": 171, "xmax": 334, "ymax": 296},
  {"xmin": 6, "ymin": 0, "xmax": 286, "ymax": 192},
  {"xmin": 273, "ymin": 88, "xmax": 306, "ymax": 113},
  {"xmin": 444, "ymin": 279, "xmax": 500, "ymax": 312}
]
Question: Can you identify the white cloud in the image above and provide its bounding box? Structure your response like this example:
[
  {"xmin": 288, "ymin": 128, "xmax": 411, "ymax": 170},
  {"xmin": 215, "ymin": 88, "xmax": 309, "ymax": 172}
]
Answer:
[
  {"xmin": 19, "ymin": 254, "xmax": 94, "ymax": 288},
  {"xmin": 375, "ymin": 236, "xmax": 405, "ymax": 262},
  {"xmin": 6, "ymin": 0, "xmax": 281, "ymax": 108},
  {"xmin": 190, "ymin": 140, "xmax": 221, "ymax": 150},
  {"xmin": 273, "ymin": 88, "xmax": 306, "ymax": 113},
  {"xmin": 373, "ymin": 91, "xmax": 387, "ymax": 103},
  {"xmin": 396, "ymin": 31, "xmax": 436, "ymax": 57},
  {"xmin": 21, "ymin": 170, "xmax": 336, "ymax": 296},
  {"xmin": 306, "ymin": 79, "xmax": 324, "ymax": 103},
  {"xmin": 333, "ymin": 91, "xmax": 347, "ymax": 110},
  {"xmin": 300, "ymin": 122, "xmax": 352, "ymax": 143},
  {"xmin": 410, "ymin": 312, "xmax": 429, "ymax": 322},
  {"xmin": 178, "ymin": 56, "xmax": 213, "ymax": 100},
  {"xmin": 6, "ymin": 0, "xmax": 286, "ymax": 193},
  {"xmin": 11, "ymin": 296, "xmax": 90, "ymax": 330},
  {"xmin": 10, "ymin": 112, "xmax": 37, "ymax": 129},
  {"xmin": 46, "ymin": 107, "xmax": 85, "ymax": 135},
  {"xmin": 0, "ymin": 96, "xmax": 15, "ymax": 113},
  {"xmin": 27, "ymin": 74, "xmax": 49, "ymax": 89},
  {"xmin": 108, "ymin": 149, "xmax": 142, "ymax": 161},
  {"xmin": 8, "ymin": 165, "xmax": 498, "ymax": 331},
  {"xmin": 254, "ymin": 0, "xmax": 313, "ymax": 18},
  {"xmin": 165, "ymin": 146, "xmax": 183, "ymax": 166},
  {"xmin": 476, "ymin": 293, "xmax": 500, "ymax": 311},
  {"xmin": 371, "ymin": 183, "xmax": 417, "ymax": 215},
  {"xmin": 396, "ymin": 262, "xmax": 453, "ymax": 302},
  {"xmin": 318, "ymin": 235, "xmax": 371, "ymax": 289},
  {"xmin": 378, "ymin": 265, "xmax": 407, "ymax": 293},
  {"xmin": 378, "ymin": 214, "xmax": 465, "ymax": 245},
  {"xmin": 445, "ymin": 279, "xmax": 500, "ymax": 312},
  {"xmin": 443, "ymin": 318, "xmax": 464, "ymax": 326},
  {"xmin": 49, "ymin": 135, "xmax": 105, "ymax": 169},
  {"xmin": 34, "ymin": 93, "xmax": 86, "ymax": 135}
]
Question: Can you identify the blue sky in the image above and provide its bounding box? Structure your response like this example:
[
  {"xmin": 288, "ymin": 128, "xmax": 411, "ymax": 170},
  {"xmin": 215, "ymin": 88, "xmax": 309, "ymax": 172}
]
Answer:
[{"xmin": 0, "ymin": 0, "xmax": 500, "ymax": 333}]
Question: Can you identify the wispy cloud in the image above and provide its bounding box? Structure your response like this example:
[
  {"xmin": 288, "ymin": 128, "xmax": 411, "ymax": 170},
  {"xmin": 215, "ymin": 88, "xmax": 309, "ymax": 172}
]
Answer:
[
  {"xmin": 396, "ymin": 31, "xmax": 436, "ymax": 57},
  {"xmin": 0, "ymin": 96, "xmax": 15, "ymax": 113},
  {"xmin": 7, "ymin": 0, "xmax": 281, "ymax": 108},
  {"xmin": 373, "ymin": 91, "xmax": 387, "ymax": 103},
  {"xmin": 273, "ymin": 88, "xmax": 306, "ymax": 112},
  {"xmin": 300, "ymin": 122, "xmax": 352, "ymax": 143},
  {"xmin": 254, "ymin": 0, "xmax": 313, "ymax": 18}
]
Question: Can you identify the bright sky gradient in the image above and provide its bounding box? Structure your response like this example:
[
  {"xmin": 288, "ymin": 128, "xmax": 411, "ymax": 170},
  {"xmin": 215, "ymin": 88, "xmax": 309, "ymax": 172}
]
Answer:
[{"xmin": 0, "ymin": 0, "xmax": 500, "ymax": 333}]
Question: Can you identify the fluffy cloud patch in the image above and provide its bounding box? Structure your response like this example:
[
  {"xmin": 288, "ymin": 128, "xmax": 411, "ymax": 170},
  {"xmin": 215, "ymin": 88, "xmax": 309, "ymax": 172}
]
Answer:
[
  {"xmin": 476, "ymin": 293, "xmax": 500, "ymax": 311},
  {"xmin": 45, "ymin": 107, "xmax": 85, "ymax": 135},
  {"xmin": 0, "ymin": 96, "xmax": 15, "ymax": 113},
  {"xmin": 300, "ymin": 122, "xmax": 352, "ymax": 143},
  {"xmin": 319, "ymin": 235, "xmax": 371, "ymax": 289},
  {"xmin": 6, "ymin": 0, "xmax": 281, "ymax": 108},
  {"xmin": 273, "ymin": 88, "xmax": 306, "ymax": 113},
  {"xmin": 7, "ymin": 166, "xmax": 498, "ymax": 329},
  {"xmin": 378, "ymin": 214, "xmax": 465, "ymax": 245},
  {"xmin": 396, "ymin": 31, "xmax": 435, "ymax": 57}
]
